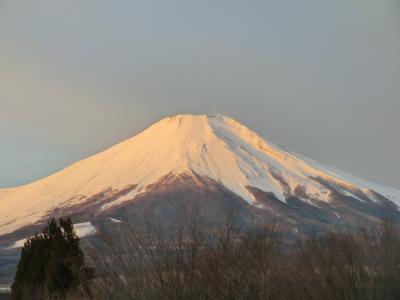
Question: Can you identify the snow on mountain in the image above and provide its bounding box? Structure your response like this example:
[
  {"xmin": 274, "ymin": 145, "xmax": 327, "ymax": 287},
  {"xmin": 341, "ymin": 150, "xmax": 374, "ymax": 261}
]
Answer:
[
  {"xmin": 0, "ymin": 114, "xmax": 399, "ymax": 236},
  {"xmin": 5, "ymin": 222, "xmax": 97, "ymax": 250}
]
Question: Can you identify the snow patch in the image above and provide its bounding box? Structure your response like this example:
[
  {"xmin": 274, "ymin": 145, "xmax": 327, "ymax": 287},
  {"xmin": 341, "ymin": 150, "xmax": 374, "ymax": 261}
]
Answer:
[
  {"xmin": 0, "ymin": 286, "xmax": 11, "ymax": 294},
  {"xmin": 74, "ymin": 222, "xmax": 96, "ymax": 237},
  {"xmin": 5, "ymin": 222, "xmax": 96, "ymax": 250},
  {"xmin": 109, "ymin": 217, "xmax": 122, "ymax": 223},
  {"xmin": 5, "ymin": 238, "xmax": 27, "ymax": 250},
  {"xmin": 101, "ymin": 186, "xmax": 143, "ymax": 211}
]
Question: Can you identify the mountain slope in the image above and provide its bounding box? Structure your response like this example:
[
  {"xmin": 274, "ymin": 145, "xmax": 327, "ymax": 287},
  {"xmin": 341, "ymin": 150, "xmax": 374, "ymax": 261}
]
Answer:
[{"xmin": 0, "ymin": 114, "xmax": 399, "ymax": 237}]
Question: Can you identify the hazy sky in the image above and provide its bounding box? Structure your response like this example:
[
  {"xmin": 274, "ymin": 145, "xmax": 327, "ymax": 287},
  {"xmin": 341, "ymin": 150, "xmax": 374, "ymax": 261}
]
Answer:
[{"xmin": 1, "ymin": 0, "xmax": 399, "ymax": 189}]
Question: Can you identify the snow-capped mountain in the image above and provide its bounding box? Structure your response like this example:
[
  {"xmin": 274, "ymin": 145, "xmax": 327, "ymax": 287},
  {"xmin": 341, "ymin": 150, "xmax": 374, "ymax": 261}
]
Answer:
[{"xmin": 1, "ymin": 114, "xmax": 400, "ymax": 240}]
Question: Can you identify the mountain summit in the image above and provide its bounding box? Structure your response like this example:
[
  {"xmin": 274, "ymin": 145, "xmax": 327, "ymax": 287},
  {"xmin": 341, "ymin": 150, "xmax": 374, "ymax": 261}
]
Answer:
[{"xmin": 1, "ymin": 114, "xmax": 400, "ymax": 239}]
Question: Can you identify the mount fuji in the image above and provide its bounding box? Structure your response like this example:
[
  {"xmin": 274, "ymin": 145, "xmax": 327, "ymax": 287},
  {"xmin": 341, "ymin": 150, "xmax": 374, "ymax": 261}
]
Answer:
[{"xmin": 1, "ymin": 114, "xmax": 400, "ymax": 245}]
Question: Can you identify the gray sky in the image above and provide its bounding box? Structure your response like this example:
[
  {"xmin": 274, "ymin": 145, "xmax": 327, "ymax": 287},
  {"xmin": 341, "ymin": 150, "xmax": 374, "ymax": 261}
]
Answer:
[{"xmin": 1, "ymin": 0, "xmax": 399, "ymax": 189}]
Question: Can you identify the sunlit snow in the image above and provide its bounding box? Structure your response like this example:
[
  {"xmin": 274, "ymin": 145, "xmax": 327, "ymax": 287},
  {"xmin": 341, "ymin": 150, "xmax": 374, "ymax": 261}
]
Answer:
[{"xmin": 0, "ymin": 114, "xmax": 399, "ymax": 236}]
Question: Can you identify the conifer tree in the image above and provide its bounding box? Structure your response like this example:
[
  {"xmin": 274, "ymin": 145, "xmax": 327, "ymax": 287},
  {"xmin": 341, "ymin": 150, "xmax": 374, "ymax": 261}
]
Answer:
[{"xmin": 11, "ymin": 217, "xmax": 92, "ymax": 299}]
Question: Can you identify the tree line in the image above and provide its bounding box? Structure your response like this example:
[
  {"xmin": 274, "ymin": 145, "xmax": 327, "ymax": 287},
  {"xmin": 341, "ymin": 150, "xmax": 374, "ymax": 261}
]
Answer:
[{"xmin": 11, "ymin": 212, "xmax": 400, "ymax": 299}]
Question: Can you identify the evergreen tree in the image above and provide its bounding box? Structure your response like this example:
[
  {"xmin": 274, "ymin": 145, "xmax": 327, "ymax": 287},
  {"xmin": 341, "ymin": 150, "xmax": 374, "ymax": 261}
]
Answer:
[{"xmin": 11, "ymin": 217, "xmax": 93, "ymax": 299}]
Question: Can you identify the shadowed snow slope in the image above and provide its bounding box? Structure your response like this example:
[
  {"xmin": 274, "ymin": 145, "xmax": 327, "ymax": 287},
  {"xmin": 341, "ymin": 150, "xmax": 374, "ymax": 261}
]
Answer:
[{"xmin": 0, "ymin": 114, "xmax": 399, "ymax": 236}]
